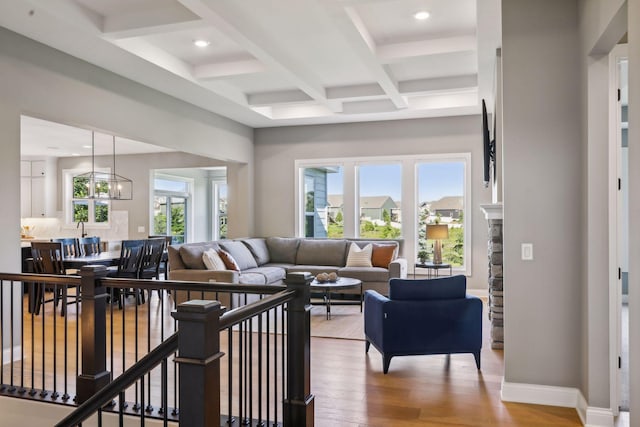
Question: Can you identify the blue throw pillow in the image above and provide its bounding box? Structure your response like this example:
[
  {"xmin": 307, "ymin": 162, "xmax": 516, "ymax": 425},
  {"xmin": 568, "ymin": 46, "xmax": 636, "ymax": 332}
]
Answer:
[{"xmin": 389, "ymin": 275, "xmax": 466, "ymax": 300}]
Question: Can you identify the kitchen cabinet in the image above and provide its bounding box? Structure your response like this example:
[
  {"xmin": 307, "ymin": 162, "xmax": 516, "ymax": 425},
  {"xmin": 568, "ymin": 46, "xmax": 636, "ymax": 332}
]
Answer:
[{"xmin": 21, "ymin": 160, "xmax": 54, "ymax": 217}]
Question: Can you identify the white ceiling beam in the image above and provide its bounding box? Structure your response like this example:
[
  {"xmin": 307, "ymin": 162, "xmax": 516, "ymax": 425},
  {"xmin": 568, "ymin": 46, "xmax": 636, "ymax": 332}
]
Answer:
[
  {"xmin": 248, "ymin": 90, "xmax": 313, "ymax": 106},
  {"xmin": 30, "ymin": 0, "xmax": 103, "ymax": 33},
  {"xmin": 176, "ymin": 0, "xmax": 333, "ymax": 109},
  {"xmin": 377, "ymin": 35, "xmax": 477, "ymax": 64},
  {"xmin": 102, "ymin": 4, "xmax": 202, "ymax": 39},
  {"xmin": 476, "ymin": 0, "xmax": 502, "ymax": 109},
  {"xmin": 194, "ymin": 58, "xmax": 268, "ymax": 80},
  {"xmin": 399, "ymin": 75, "xmax": 478, "ymax": 95},
  {"xmin": 327, "ymin": 83, "xmax": 385, "ymax": 100},
  {"xmin": 113, "ymin": 38, "xmax": 249, "ymax": 107},
  {"xmin": 329, "ymin": 6, "xmax": 407, "ymax": 109},
  {"xmin": 103, "ymin": 17, "xmax": 206, "ymax": 40}
]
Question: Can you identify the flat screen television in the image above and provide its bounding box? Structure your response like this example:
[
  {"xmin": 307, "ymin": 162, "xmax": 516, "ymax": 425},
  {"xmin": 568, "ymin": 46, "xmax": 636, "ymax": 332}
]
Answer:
[{"xmin": 482, "ymin": 99, "xmax": 495, "ymax": 188}]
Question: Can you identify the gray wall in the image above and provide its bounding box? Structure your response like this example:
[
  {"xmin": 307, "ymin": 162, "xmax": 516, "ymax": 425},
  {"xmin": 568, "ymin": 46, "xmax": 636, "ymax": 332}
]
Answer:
[
  {"xmin": 628, "ymin": 0, "xmax": 640, "ymax": 423},
  {"xmin": 502, "ymin": 0, "xmax": 583, "ymax": 389},
  {"xmin": 254, "ymin": 115, "xmax": 491, "ymax": 290}
]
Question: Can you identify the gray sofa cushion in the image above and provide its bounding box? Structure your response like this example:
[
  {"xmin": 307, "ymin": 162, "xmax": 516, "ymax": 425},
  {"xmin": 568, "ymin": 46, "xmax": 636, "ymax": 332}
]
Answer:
[
  {"xmin": 220, "ymin": 241, "xmax": 258, "ymax": 271},
  {"xmin": 243, "ymin": 266, "xmax": 287, "ymax": 284},
  {"xmin": 240, "ymin": 238, "xmax": 270, "ymax": 265},
  {"xmin": 179, "ymin": 243, "xmax": 220, "ymax": 269},
  {"xmin": 296, "ymin": 239, "xmax": 347, "ymax": 266},
  {"xmin": 266, "ymin": 237, "xmax": 300, "ymax": 264},
  {"xmin": 287, "ymin": 265, "xmax": 340, "ymax": 276},
  {"xmin": 338, "ymin": 266, "xmax": 390, "ymax": 283},
  {"xmin": 239, "ymin": 272, "xmax": 267, "ymax": 285}
]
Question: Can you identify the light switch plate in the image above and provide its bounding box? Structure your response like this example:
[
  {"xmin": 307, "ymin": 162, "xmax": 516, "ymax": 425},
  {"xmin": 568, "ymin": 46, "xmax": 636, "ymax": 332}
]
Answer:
[
  {"xmin": 521, "ymin": 243, "xmax": 533, "ymax": 260},
  {"xmin": 137, "ymin": 226, "xmax": 145, "ymax": 233}
]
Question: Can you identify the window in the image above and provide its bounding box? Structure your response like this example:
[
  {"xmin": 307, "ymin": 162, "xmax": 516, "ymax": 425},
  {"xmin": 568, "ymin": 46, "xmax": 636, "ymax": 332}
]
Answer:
[
  {"xmin": 417, "ymin": 161, "xmax": 466, "ymax": 268},
  {"xmin": 358, "ymin": 164, "xmax": 402, "ymax": 239},
  {"xmin": 64, "ymin": 170, "xmax": 110, "ymax": 225},
  {"xmin": 152, "ymin": 176, "xmax": 190, "ymax": 243},
  {"xmin": 298, "ymin": 165, "xmax": 343, "ymax": 238},
  {"xmin": 296, "ymin": 154, "xmax": 470, "ymax": 274},
  {"xmin": 213, "ymin": 182, "xmax": 227, "ymax": 240}
]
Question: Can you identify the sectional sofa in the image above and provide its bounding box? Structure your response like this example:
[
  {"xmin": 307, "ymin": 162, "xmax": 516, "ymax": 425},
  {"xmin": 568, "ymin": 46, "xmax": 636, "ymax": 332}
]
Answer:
[{"xmin": 168, "ymin": 237, "xmax": 407, "ymax": 307}]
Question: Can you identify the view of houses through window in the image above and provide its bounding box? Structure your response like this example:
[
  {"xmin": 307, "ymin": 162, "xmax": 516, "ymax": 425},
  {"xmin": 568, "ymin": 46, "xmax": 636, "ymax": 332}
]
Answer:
[{"xmin": 299, "ymin": 155, "xmax": 467, "ymax": 268}]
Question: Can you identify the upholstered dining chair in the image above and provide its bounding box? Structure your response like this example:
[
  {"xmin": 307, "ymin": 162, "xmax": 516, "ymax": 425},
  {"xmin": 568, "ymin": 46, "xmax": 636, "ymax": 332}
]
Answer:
[{"xmin": 364, "ymin": 275, "xmax": 482, "ymax": 374}]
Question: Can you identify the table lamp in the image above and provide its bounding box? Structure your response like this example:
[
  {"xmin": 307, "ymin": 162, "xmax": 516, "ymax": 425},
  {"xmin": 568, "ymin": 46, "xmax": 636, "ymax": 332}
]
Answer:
[{"xmin": 426, "ymin": 224, "xmax": 449, "ymax": 264}]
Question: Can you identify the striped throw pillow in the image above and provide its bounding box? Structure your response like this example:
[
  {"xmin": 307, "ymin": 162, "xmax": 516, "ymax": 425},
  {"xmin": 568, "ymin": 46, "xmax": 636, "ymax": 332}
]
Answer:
[{"xmin": 345, "ymin": 243, "xmax": 373, "ymax": 267}]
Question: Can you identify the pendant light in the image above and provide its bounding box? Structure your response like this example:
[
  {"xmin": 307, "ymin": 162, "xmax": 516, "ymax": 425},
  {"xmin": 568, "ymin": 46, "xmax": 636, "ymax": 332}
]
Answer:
[{"xmin": 73, "ymin": 132, "xmax": 133, "ymax": 200}]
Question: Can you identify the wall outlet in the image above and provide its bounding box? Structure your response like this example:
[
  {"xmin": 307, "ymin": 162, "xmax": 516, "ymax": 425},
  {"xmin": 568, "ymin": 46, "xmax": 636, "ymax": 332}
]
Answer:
[
  {"xmin": 137, "ymin": 226, "xmax": 145, "ymax": 233},
  {"xmin": 521, "ymin": 243, "xmax": 533, "ymax": 260}
]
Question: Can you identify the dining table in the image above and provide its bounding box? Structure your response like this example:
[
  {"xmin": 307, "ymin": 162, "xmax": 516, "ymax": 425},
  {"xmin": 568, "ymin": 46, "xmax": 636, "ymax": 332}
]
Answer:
[{"xmin": 62, "ymin": 250, "xmax": 122, "ymax": 270}]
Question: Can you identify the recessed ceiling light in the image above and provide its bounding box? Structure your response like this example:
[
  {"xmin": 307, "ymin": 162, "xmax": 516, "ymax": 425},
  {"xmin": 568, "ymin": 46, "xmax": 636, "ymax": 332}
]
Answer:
[
  {"xmin": 71, "ymin": 153, "xmax": 80, "ymax": 156},
  {"xmin": 414, "ymin": 11, "xmax": 430, "ymax": 20},
  {"xmin": 193, "ymin": 39, "xmax": 210, "ymax": 48},
  {"xmin": 82, "ymin": 145, "xmax": 92, "ymax": 149}
]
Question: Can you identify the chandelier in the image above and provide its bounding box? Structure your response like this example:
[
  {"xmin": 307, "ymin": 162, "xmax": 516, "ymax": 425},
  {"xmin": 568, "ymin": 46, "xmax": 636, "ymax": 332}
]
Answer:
[{"xmin": 73, "ymin": 132, "xmax": 133, "ymax": 200}]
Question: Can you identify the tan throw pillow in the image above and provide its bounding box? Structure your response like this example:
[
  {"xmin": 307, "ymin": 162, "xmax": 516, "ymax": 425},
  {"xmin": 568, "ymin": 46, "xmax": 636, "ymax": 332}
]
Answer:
[
  {"xmin": 345, "ymin": 242, "xmax": 373, "ymax": 267},
  {"xmin": 217, "ymin": 248, "xmax": 240, "ymax": 271},
  {"xmin": 371, "ymin": 243, "xmax": 396, "ymax": 268},
  {"xmin": 203, "ymin": 248, "xmax": 226, "ymax": 270}
]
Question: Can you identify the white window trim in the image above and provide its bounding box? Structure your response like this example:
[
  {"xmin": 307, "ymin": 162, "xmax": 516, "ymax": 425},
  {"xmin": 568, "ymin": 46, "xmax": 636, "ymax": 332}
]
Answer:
[
  {"xmin": 62, "ymin": 168, "xmax": 111, "ymax": 228},
  {"xmin": 150, "ymin": 173, "xmax": 194, "ymax": 243},
  {"xmin": 295, "ymin": 153, "xmax": 472, "ymax": 276}
]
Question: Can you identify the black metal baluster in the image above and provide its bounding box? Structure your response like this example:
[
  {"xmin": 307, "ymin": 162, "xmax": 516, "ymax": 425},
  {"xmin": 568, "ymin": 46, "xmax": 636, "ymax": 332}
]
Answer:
[
  {"xmin": 75, "ymin": 287, "xmax": 80, "ymax": 402},
  {"xmin": 249, "ymin": 316, "xmax": 253, "ymax": 425},
  {"xmin": 227, "ymin": 327, "xmax": 234, "ymax": 425},
  {"xmin": 63, "ymin": 287, "xmax": 69, "ymax": 401},
  {"xmin": 273, "ymin": 308, "xmax": 278, "ymax": 426},
  {"xmin": 238, "ymin": 322, "xmax": 243, "ymax": 425},
  {"xmin": 39, "ymin": 283, "xmax": 46, "ymax": 397},
  {"xmin": 281, "ymin": 303, "xmax": 287, "ymax": 425},
  {"xmin": 119, "ymin": 390, "xmax": 125, "ymax": 426},
  {"xmin": 52, "ymin": 283, "xmax": 58, "ymax": 399},
  {"xmin": 9, "ymin": 281, "xmax": 15, "ymax": 392},
  {"xmin": 258, "ymin": 312, "xmax": 263, "ymax": 426},
  {"xmin": 161, "ymin": 358, "xmax": 168, "ymax": 425},
  {"xmin": 19, "ymin": 281, "xmax": 25, "ymax": 394},
  {"xmin": 146, "ymin": 285, "xmax": 153, "ymax": 414},
  {"xmin": 266, "ymin": 308, "xmax": 270, "ymax": 425},
  {"xmin": 140, "ymin": 371, "xmax": 146, "ymax": 425},
  {"xmin": 134, "ymin": 293, "xmax": 140, "ymax": 411},
  {"xmin": 30, "ymin": 286, "xmax": 35, "ymax": 395}
]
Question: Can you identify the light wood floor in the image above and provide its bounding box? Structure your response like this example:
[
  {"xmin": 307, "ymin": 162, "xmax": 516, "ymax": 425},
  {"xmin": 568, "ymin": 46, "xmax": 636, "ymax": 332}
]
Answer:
[{"xmin": 8, "ymin": 291, "xmax": 586, "ymax": 426}]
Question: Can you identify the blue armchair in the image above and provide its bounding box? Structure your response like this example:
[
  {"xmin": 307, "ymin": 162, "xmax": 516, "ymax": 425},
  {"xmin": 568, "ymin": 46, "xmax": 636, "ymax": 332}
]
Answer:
[{"xmin": 364, "ymin": 275, "xmax": 482, "ymax": 374}]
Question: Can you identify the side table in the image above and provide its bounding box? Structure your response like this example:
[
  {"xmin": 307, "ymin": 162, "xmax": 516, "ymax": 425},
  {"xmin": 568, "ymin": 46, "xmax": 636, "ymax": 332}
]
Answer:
[{"xmin": 414, "ymin": 262, "xmax": 452, "ymax": 279}]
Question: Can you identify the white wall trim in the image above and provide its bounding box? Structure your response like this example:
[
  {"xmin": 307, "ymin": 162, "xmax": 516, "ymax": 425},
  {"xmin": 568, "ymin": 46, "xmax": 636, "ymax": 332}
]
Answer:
[
  {"xmin": 501, "ymin": 380, "xmax": 582, "ymax": 408},
  {"xmin": 502, "ymin": 381, "xmax": 614, "ymax": 427},
  {"xmin": 585, "ymin": 407, "xmax": 615, "ymax": 427}
]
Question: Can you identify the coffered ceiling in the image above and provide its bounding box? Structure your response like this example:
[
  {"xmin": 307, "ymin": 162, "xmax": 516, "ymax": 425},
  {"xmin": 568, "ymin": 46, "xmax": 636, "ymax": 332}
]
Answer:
[{"xmin": 0, "ymin": 0, "xmax": 501, "ymax": 128}]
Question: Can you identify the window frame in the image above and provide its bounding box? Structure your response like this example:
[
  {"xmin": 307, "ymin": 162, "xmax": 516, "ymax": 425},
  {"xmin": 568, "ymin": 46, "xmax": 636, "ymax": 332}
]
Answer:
[
  {"xmin": 295, "ymin": 153, "xmax": 471, "ymax": 276},
  {"xmin": 151, "ymin": 173, "xmax": 193, "ymax": 243},
  {"xmin": 63, "ymin": 168, "xmax": 111, "ymax": 228}
]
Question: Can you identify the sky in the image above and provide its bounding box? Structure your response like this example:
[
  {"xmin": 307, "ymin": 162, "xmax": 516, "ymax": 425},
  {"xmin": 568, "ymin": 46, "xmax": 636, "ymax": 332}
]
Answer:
[{"xmin": 327, "ymin": 162, "xmax": 464, "ymax": 203}]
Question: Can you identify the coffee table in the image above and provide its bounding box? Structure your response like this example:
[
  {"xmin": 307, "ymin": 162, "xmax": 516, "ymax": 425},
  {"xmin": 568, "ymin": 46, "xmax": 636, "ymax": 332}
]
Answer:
[{"xmin": 310, "ymin": 277, "xmax": 362, "ymax": 320}]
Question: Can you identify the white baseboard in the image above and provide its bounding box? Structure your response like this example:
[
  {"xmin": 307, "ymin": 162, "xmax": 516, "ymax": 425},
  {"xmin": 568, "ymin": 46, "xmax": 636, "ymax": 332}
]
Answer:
[
  {"xmin": 2, "ymin": 346, "xmax": 22, "ymax": 364},
  {"xmin": 585, "ymin": 407, "xmax": 614, "ymax": 427},
  {"xmin": 501, "ymin": 380, "xmax": 614, "ymax": 427}
]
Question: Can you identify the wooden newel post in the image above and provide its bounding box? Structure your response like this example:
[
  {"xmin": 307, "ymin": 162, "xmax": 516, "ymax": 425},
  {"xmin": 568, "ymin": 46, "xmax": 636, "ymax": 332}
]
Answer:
[
  {"xmin": 171, "ymin": 300, "xmax": 225, "ymax": 427},
  {"xmin": 283, "ymin": 272, "xmax": 315, "ymax": 427},
  {"xmin": 76, "ymin": 265, "xmax": 110, "ymax": 404}
]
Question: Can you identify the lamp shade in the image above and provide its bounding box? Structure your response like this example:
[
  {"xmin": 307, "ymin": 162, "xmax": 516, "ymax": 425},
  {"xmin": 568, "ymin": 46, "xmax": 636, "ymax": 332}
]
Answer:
[{"xmin": 426, "ymin": 224, "xmax": 449, "ymax": 240}]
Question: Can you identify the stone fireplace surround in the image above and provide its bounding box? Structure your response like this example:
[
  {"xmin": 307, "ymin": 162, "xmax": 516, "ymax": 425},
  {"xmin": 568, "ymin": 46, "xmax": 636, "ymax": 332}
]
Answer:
[{"xmin": 480, "ymin": 203, "xmax": 503, "ymax": 350}]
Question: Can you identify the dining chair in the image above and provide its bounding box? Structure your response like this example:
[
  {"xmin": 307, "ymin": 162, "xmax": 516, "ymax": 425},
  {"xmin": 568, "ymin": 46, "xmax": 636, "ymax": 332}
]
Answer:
[
  {"xmin": 148, "ymin": 235, "xmax": 172, "ymax": 280},
  {"xmin": 31, "ymin": 241, "xmax": 77, "ymax": 316},
  {"xmin": 52, "ymin": 237, "xmax": 79, "ymax": 258},
  {"xmin": 139, "ymin": 238, "xmax": 169, "ymax": 302},
  {"xmin": 78, "ymin": 236, "xmax": 101, "ymax": 256},
  {"xmin": 107, "ymin": 239, "xmax": 146, "ymax": 308}
]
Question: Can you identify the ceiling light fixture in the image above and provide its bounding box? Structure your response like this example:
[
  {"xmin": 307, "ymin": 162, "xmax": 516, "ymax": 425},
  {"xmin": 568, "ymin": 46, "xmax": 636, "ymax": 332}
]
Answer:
[
  {"xmin": 414, "ymin": 11, "xmax": 430, "ymax": 20},
  {"xmin": 193, "ymin": 39, "xmax": 210, "ymax": 48},
  {"xmin": 73, "ymin": 132, "xmax": 133, "ymax": 200}
]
